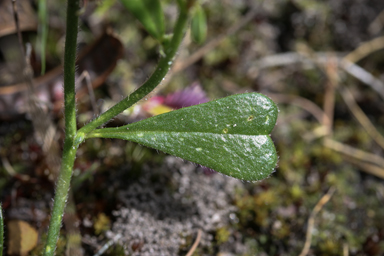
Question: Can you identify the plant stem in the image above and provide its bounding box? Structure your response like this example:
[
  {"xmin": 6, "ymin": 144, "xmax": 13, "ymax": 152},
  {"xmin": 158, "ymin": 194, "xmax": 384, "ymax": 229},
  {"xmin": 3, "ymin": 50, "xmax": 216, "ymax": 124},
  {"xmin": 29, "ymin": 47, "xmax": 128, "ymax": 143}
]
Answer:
[
  {"xmin": 63, "ymin": 0, "xmax": 79, "ymax": 138},
  {"xmin": 77, "ymin": 5, "xmax": 190, "ymax": 137},
  {"xmin": 43, "ymin": 145, "xmax": 77, "ymax": 256},
  {"xmin": 43, "ymin": 0, "xmax": 80, "ymax": 254}
]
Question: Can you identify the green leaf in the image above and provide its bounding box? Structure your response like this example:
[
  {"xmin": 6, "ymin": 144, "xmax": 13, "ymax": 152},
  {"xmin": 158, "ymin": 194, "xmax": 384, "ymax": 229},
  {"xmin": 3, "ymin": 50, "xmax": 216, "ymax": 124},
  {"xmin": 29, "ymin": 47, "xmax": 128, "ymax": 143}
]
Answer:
[
  {"xmin": 120, "ymin": 0, "xmax": 165, "ymax": 41},
  {"xmin": 88, "ymin": 93, "xmax": 278, "ymax": 181},
  {"xmin": 191, "ymin": 5, "xmax": 207, "ymax": 44}
]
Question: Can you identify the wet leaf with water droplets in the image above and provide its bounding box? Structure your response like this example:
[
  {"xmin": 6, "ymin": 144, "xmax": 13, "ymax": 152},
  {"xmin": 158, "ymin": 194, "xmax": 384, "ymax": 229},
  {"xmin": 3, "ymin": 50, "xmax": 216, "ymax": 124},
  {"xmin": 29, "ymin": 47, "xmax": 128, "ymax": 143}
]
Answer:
[{"xmin": 87, "ymin": 93, "xmax": 278, "ymax": 181}]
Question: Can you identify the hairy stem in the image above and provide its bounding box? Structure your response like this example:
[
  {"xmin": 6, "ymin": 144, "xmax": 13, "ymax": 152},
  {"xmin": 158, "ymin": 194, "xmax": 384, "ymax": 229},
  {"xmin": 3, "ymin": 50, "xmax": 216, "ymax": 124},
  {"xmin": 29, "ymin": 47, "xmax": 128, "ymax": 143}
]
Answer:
[
  {"xmin": 77, "ymin": 5, "xmax": 190, "ymax": 137},
  {"xmin": 43, "ymin": 0, "xmax": 80, "ymax": 254}
]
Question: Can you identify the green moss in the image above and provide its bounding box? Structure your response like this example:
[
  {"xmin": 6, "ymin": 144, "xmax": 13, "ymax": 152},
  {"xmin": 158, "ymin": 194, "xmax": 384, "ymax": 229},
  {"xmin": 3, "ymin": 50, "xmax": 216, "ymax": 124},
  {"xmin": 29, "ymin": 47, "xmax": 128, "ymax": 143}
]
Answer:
[
  {"xmin": 94, "ymin": 213, "xmax": 111, "ymax": 235},
  {"xmin": 215, "ymin": 227, "xmax": 231, "ymax": 244},
  {"xmin": 290, "ymin": 184, "xmax": 304, "ymax": 200}
]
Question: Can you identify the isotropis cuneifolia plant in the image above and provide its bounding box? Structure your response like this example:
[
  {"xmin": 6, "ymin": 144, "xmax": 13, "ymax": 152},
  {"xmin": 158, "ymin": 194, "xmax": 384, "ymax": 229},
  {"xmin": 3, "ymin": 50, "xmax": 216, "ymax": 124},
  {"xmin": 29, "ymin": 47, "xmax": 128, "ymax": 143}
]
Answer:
[{"xmin": 4, "ymin": 0, "xmax": 279, "ymax": 255}]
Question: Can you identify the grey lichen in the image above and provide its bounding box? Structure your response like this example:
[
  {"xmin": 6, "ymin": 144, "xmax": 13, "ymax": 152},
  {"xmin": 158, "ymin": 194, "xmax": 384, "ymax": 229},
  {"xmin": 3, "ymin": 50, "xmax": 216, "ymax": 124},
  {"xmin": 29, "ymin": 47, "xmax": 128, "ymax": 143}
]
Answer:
[{"xmin": 106, "ymin": 156, "xmax": 245, "ymax": 255}]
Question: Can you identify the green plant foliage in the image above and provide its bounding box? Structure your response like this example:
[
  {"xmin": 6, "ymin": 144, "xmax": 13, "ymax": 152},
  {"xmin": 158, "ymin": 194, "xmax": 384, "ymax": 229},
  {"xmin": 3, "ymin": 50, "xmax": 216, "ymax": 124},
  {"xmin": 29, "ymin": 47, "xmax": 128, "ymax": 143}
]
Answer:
[
  {"xmin": 120, "ymin": 0, "xmax": 165, "ymax": 41},
  {"xmin": 87, "ymin": 93, "xmax": 278, "ymax": 181},
  {"xmin": 191, "ymin": 5, "xmax": 207, "ymax": 44}
]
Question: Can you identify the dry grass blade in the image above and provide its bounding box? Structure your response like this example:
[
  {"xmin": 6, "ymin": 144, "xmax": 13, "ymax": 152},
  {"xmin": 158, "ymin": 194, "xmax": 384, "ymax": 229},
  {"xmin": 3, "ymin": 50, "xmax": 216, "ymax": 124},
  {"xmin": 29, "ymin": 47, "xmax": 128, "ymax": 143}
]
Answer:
[
  {"xmin": 343, "ymin": 243, "xmax": 349, "ymax": 256},
  {"xmin": 322, "ymin": 57, "xmax": 338, "ymax": 135},
  {"xmin": 340, "ymin": 60, "xmax": 384, "ymax": 100},
  {"xmin": 253, "ymin": 52, "xmax": 384, "ymax": 100},
  {"xmin": 343, "ymin": 157, "xmax": 384, "ymax": 180},
  {"xmin": 341, "ymin": 36, "xmax": 384, "ymax": 100},
  {"xmin": 369, "ymin": 9, "xmax": 384, "ymax": 34},
  {"xmin": 338, "ymin": 85, "xmax": 384, "ymax": 150},
  {"xmin": 267, "ymin": 91, "xmax": 384, "ymax": 179},
  {"xmin": 299, "ymin": 187, "xmax": 336, "ymax": 256},
  {"xmin": 185, "ymin": 229, "xmax": 202, "ymax": 256},
  {"xmin": 343, "ymin": 36, "xmax": 384, "ymax": 64},
  {"xmin": 324, "ymin": 138, "xmax": 384, "ymax": 172},
  {"xmin": 296, "ymin": 45, "xmax": 384, "ymax": 170},
  {"xmin": 261, "ymin": 52, "xmax": 384, "ymax": 179},
  {"xmin": 93, "ymin": 234, "xmax": 122, "ymax": 256},
  {"xmin": 267, "ymin": 93, "xmax": 329, "ymax": 125}
]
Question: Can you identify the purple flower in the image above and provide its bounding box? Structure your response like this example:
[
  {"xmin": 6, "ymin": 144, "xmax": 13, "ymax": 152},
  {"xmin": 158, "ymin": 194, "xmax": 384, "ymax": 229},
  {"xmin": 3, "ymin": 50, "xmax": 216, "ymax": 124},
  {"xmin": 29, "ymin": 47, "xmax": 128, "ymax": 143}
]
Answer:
[
  {"xmin": 142, "ymin": 82, "xmax": 210, "ymax": 116},
  {"xmin": 163, "ymin": 82, "xmax": 209, "ymax": 109}
]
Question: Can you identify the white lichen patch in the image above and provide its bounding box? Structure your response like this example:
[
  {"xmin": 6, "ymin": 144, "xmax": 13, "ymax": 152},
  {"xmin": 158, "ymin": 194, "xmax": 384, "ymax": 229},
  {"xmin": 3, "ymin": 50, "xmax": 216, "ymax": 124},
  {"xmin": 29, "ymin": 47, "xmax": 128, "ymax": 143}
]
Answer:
[{"xmin": 107, "ymin": 157, "xmax": 245, "ymax": 255}]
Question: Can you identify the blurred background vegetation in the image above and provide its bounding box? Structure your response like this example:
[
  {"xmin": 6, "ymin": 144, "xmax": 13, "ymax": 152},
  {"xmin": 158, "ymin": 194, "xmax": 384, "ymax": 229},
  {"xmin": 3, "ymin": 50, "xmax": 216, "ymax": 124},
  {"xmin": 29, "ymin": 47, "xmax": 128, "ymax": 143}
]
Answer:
[{"xmin": 1, "ymin": 0, "xmax": 384, "ymax": 255}]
